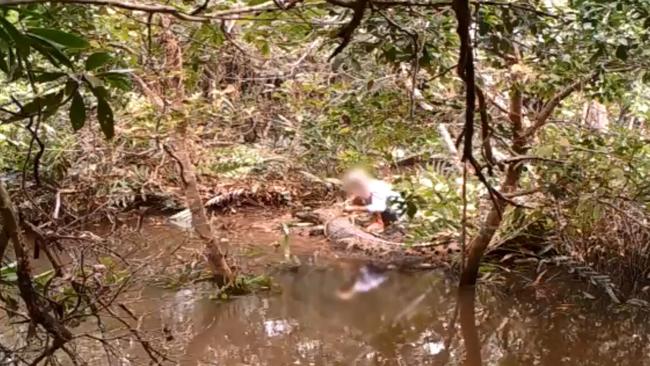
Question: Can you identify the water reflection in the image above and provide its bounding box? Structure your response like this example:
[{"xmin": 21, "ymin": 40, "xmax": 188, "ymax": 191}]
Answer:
[
  {"xmin": 458, "ymin": 286, "xmax": 481, "ymax": 366},
  {"xmin": 126, "ymin": 262, "xmax": 650, "ymax": 366},
  {"xmin": 337, "ymin": 264, "xmax": 388, "ymax": 300}
]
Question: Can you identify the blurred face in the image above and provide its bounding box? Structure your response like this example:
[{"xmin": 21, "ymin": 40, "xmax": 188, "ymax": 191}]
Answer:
[
  {"xmin": 344, "ymin": 169, "xmax": 371, "ymax": 199},
  {"xmin": 347, "ymin": 181, "xmax": 370, "ymax": 199}
]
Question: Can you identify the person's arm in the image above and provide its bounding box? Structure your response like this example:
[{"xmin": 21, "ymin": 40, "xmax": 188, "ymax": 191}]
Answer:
[{"xmin": 343, "ymin": 204, "xmax": 369, "ymax": 212}]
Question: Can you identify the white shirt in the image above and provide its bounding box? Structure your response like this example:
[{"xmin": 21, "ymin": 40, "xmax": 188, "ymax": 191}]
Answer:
[{"xmin": 365, "ymin": 179, "xmax": 400, "ymax": 213}]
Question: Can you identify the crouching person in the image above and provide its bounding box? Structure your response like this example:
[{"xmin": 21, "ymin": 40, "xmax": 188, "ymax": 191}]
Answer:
[{"xmin": 342, "ymin": 168, "xmax": 405, "ymax": 232}]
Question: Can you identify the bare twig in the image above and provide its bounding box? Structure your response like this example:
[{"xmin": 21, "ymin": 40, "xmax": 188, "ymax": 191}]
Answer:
[
  {"xmin": 499, "ymin": 155, "xmax": 564, "ymax": 165},
  {"xmin": 597, "ymin": 199, "xmax": 650, "ymax": 230}
]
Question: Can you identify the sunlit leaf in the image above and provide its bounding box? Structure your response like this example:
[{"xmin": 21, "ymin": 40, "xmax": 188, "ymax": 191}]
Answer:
[
  {"xmin": 85, "ymin": 52, "xmax": 112, "ymax": 71},
  {"xmin": 0, "ymin": 262, "xmax": 18, "ymax": 283},
  {"xmin": 84, "ymin": 74, "xmax": 104, "ymax": 90}
]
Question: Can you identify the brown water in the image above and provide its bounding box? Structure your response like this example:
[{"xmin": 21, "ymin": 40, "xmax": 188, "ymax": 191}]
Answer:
[
  {"xmin": 113, "ymin": 213, "xmax": 650, "ymax": 366},
  {"xmin": 118, "ymin": 260, "xmax": 650, "ymax": 366},
  {"xmin": 4, "ymin": 211, "xmax": 650, "ymax": 365}
]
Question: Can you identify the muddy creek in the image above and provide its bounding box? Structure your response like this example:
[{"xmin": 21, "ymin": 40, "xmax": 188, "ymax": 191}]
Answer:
[
  {"xmin": 4, "ymin": 211, "xmax": 650, "ymax": 365},
  {"xmin": 124, "ymin": 266, "xmax": 650, "ymax": 366}
]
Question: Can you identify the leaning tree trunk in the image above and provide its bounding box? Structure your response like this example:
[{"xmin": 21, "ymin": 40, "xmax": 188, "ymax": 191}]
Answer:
[
  {"xmin": 0, "ymin": 181, "xmax": 73, "ymax": 357},
  {"xmin": 460, "ymin": 164, "xmax": 521, "ymax": 285},
  {"xmin": 137, "ymin": 15, "xmax": 233, "ymax": 283},
  {"xmin": 171, "ymin": 120, "xmax": 233, "ymax": 284}
]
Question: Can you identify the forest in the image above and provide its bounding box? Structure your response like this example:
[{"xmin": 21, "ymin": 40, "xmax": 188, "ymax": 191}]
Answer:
[{"xmin": 0, "ymin": 0, "xmax": 649, "ymax": 365}]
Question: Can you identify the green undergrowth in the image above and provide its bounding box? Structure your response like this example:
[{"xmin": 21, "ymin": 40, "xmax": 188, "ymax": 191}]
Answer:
[
  {"xmin": 151, "ymin": 265, "xmax": 275, "ymax": 300},
  {"xmin": 298, "ymin": 88, "xmax": 449, "ymax": 174}
]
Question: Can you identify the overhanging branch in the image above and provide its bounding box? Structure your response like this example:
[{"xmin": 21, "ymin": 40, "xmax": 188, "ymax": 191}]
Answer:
[{"xmin": 0, "ymin": 0, "xmax": 297, "ymax": 21}]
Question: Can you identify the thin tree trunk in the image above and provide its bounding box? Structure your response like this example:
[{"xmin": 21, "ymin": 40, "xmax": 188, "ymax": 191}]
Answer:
[
  {"xmin": 170, "ymin": 124, "xmax": 233, "ymax": 284},
  {"xmin": 460, "ymin": 164, "xmax": 521, "ymax": 285},
  {"xmin": 437, "ymin": 123, "xmax": 463, "ymax": 172},
  {"xmin": 461, "ymin": 81, "xmax": 524, "ymax": 286},
  {"xmin": 0, "ymin": 181, "xmax": 73, "ymax": 352},
  {"xmin": 0, "ymin": 227, "xmax": 9, "ymax": 265},
  {"xmin": 140, "ymin": 16, "xmax": 232, "ymax": 284}
]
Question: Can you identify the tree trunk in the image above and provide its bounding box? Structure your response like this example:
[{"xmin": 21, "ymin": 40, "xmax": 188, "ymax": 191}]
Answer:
[
  {"xmin": 458, "ymin": 286, "xmax": 481, "ymax": 366},
  {"xmin": 0, "ymin": 181, "xmax": 73, "ymax": 350},
  {"xmin": 459, "ymin": 68, "xmax": 594, "ymax": 285},
  {"xmin": 170, "ymin": 124, "xmax": 233, "ymax": 284},
  {"xmin": 460, "ymin": 81, "xmax": 524, "ymax": 286},
  {"xmin": 460, "ymin": 164, "xmax": 521, "ymax": 285}
]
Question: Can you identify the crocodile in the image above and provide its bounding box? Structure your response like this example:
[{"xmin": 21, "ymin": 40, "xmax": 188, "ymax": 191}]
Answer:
[{"xmin": 296, "ymin": 208, "xmax": 462, "ymax": 268}]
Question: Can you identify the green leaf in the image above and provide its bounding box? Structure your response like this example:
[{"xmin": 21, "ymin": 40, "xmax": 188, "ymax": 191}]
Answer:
[
  {"xmin": 19, "ymin": 96, "xmax": 46, "ymax": 116},
  {"xmin": 42, "ymin": 90, "xmax": 64, "ymax": 119},
  {"xmin": 260, "ymin": 42, "xmax": 270, "ymax": 56},
  {"xmin": 65, "ymin": 78, "xmax": 79, "ymax": 95},
  {"xmin": 85, "ymin": 52, "xmax": 112, "ymax": 71},
  {"xmin": 96, "ymin": 95, "xmax": 114, "ymax": 139},
  {"xmin": 70, "ymin": 91, "xmax": 86, "ymax": 131},
  {"xmin": 615, "ymin": 45, "xmax": 628, "ymax": 61},
  {"xmin": 0, "ymin": 262, "xmax": 18, "ymax": 283},
  {"xmin": 84, "ymin": 74, "xmax": 104, "ymax": 90},
  {"xmin": 34, "ymin": 71, "xmax": 66, "ymax": 82},
  {"xmin": 98, "ymin": 72, "xmax": 132, "ymax": 91},
  {"xmin": 7, "ymin": 49, "xmax": 23, "ymax": 82},
  {"xmin": 0, "ymin": 26, "xmax": 12, "ymax": 47},
  {"xmin": 27, "ymin": 35, "xmax": 73, "ymax": 67},
  {"xmin": 27, "ymin": 28, "xmax": 89, "ymax": 49},
  {"xmin": 0, "ymin": 50, "xmax": 8, "ymax": 74},
  {"xmin": 0, "ymin": 17, "xmax": 29, "ymax": 58}
]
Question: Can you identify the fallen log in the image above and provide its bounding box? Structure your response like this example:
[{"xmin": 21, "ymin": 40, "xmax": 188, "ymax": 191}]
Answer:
[{"xmin": 297, "ymin": 208, "xmax": 461, "ymax": 268}]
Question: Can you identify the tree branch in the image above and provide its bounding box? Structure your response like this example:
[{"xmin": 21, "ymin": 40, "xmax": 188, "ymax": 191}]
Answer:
[
  {"xmin": 0, "ymin": 0, "xmax": 293, "ymax": 21},
  {"xmin": 190, "ymin": 0, "xmax": 211, "ymax": 15},
  {"xmin": 0, "ymin": 180, "xmax": 73, "ymax": 353},
  {"xmin": 524, "ymin": 71, "xmax": 599, "ymax": 138},
  {"xmin": 327, "ymin": 0, "xmax": 369, "ymax": 59},
  {"xmin": 499, "ymin": 155, "xmax": 564, "ymax": 165},
  {"xmin": 452, "ymin": 0, "xmax": 475, "ymax": 162},
  {"xmin": 475, "ymin": 85, "xmax": 496, "ymax": 168}
]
